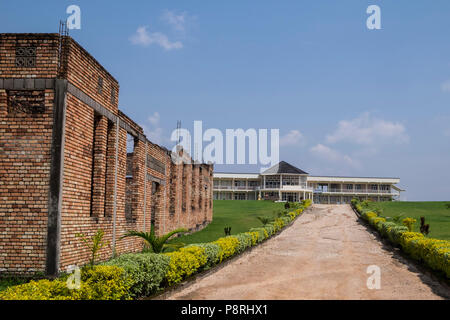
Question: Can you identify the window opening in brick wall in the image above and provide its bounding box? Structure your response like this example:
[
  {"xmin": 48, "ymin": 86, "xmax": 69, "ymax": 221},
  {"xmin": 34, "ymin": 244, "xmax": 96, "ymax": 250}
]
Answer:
[
  {"xmin": 182, "ymin": 164, "xmax": 186, "ymax": 212},
  {"xmin": 104, "ymin": 120, "xmax": 115, "ymax": 217},
  {"xmin": 151, "ymin": 181, "xmax": 160, "ymax": 224},
  {"xmin": 125, "ymin": 133, "xmax": 137, "ymax": 221},
  {"xmin": 97, "ymin": 77, "xmax": 103, "ymax": 94},
  {"xmin": 111, "ymin": 87, "xmax": 116, "ymax": 105},
  {"xmin": 90, "ymin": 114, "xmax": 102, "ymax": 217},
  {"xmin": 7, "ymin": 90, "xmax": 45, "ymax": 115},
  {"xmin": 15, "ymin": 46, "xmax": 36, "ymax": 68}
]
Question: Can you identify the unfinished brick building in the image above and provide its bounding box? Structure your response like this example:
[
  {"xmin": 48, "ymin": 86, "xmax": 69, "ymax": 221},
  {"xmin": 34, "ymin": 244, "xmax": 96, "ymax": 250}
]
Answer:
[{"xmin": 0, "ymin": 33, "xmax": 213, "ymax": 276}]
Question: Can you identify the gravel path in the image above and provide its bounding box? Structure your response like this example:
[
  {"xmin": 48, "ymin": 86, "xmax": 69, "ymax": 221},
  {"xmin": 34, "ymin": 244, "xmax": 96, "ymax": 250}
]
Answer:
[{"xmin": 163, "ymin": 205, "xmax": 449, "ymax": 300}]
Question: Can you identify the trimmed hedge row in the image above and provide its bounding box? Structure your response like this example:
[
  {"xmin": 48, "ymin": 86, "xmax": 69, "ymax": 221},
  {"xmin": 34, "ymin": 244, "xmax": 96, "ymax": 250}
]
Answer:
[
  {"xmin": 352, "ymin": 199, "xmax": 450, "ymax": 278},
  {"xmin": 1, "ymin": 200, "xmax": 312, "ymax": 300}
]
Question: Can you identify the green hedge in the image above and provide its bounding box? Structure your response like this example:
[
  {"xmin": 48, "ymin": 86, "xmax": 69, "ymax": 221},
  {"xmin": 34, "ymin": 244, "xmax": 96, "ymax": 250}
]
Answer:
[
  {"xmin": 0, "ymin": 265, "xmax": 132, "ymax": 300},
  {"xmin": 1, "ymin": 200, "xmax": 313, "ymax": 300},
  {"xmin": 352, "ymin": 198, "xmax": 450, "ymax": 278},
  {"xmin": 102, "ymin": 252, "xmax": 170, "ymax": 297}
]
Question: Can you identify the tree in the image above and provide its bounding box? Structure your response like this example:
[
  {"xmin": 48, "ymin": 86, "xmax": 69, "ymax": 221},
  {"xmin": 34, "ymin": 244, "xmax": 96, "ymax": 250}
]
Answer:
[
  {"xmin": 120, "ymin": 223, "xmax": 188, "ymax": 253},
  {"xmin": 76, "ymin": 229, "xmax": 108, "ymax": 267}
]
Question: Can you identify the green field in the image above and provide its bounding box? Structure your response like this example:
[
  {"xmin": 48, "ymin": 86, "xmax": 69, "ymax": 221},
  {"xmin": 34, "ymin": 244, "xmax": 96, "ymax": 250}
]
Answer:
[
  {"xmin": 171, "ymin": 200, "xmax": 286, "ymax": 244},
  {"xmin": 366, "ymin": 201, "xmax": 450, "ymax": 240}
]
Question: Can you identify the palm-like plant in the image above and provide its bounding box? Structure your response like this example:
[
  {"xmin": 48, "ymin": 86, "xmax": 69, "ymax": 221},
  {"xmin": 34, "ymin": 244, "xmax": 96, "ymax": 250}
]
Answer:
[
  {"xmin": 120, "ymin": 223, "xmax": 188, "ymax": 253},
  {"xmin": 257, "ymin": 216, "xmax": 272, "ymax": 226}
]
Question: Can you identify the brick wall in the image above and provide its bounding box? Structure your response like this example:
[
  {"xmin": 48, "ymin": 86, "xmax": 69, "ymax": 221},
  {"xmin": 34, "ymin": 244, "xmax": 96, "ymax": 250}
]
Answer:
[{"xmin": 0, "ymin": 33, "xmax": 213, "ymax": 275}]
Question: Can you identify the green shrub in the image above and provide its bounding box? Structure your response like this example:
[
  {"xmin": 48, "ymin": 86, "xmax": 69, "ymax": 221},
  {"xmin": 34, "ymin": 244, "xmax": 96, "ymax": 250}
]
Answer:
[
  {"xmin": 386, "ymin": 225, "xmax": 409, "ymax": 244},
  {"xmin": 0, "ymin": 265, "xmax": 131, "ymax": 300},
  {"xmin": 402, "ymin": 217, "xmax": 417, "ymax": 232},
  {"xmin": 213, "ymin": 236, "xmax": 240, "ymax": 262},
  {"xmin": 70, "ymin": 265, "xmax": 132, "ymax": 300},
  {"xmin": 248, "ymin": 228, "xmax": 267, "ymax": 242},
  {"xmin": 0, "ymin": 279, "xmax": 72, "ymax": 300},
  {"xmin": 75, "ymin": 229, "xmax": 108, "ymax": 267},
  {"xmin": 164, "ymin": 246, "xmax": 207, "ymax": 286},
  {"xmin": 102, "ymin": 252, "xmax": 170, "ymax": 297},
  {"xmin": 186, "ymin": 243, "xmax": 221, "ymax": 268},
  {"xmin": 233, "ymin": 233, "xmax": 253, "ymax": 253},
  {"xmin": 264, "ymin": 224, "xmax": 275, "ymax": 237}
]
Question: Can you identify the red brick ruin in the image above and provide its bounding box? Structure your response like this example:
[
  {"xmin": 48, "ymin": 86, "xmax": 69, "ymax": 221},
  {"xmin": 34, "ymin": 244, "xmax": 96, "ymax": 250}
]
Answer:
[{"xmin": 0, "ymin": 34, "xmax": 213, "ymax": 276}]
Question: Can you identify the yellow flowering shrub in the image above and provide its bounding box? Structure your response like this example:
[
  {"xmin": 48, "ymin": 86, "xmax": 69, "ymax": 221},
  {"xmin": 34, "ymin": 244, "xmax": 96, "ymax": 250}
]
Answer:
[
  {"xmin": 288, "ymin": 211, "xmax": 296, "ymax": 221},
  {"xmin": 352, "ymin": 198, "xmax": 450, "ymax": 278},
  {"xmin": 70, "ymin": 265, "xmax": 132, "ymax": 300},
  {"xmin": 213, "ymin": 236, "xmax": 240, "ymax": 262},
  {"xmin": 399, "ymin": 232, "xmax": 424, "ymax": 254},
  {"xmin": 164, "ymin": 246, "xmax": 207, "ymax": 286},
  {"xmin": 402, "ymin": 217, "xmax": 416, "ymax": 232},
  {"xmin": 0, "ymin": 279, "xmax": 72, "ymax": 300},
  {"xmin": 245, "ymin": 231, "xmax": 259, "ymax": 245},
  {"xmin": 0, "ymin": 265, "xmax": 132, "ymax": 300}
]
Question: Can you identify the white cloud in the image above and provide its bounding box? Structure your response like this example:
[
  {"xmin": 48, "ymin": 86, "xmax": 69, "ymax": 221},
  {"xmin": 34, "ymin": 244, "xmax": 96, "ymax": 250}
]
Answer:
[
  {"xmin": 280, "ymin": 130, "xmax": 306, "ymax": 147},
  {"xmin": 326, "ymin": 112, "xmax": 409, "ymax": 146},
  {"xmin": 129, "ymin": 26, "xmax": 183, "ymax": 50},
  {"xmin": 162, "ymin": 10, "xmax": 188, "ymax": 33},
  {"xmin": 441, "ymin": 80, "xmax": 450, "ymax": 92},
  {"xmin": 142, "ymin": 112, "xmax": 165, "ymax": 145},
  {"xmin": 310, "ymin": 144, "xmax": 361, "ymax": 169}
]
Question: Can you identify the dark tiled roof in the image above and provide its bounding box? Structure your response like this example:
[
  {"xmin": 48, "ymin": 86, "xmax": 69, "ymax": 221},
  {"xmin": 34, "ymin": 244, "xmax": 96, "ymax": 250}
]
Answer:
[{"xmin": 262, "ymin": 161, "xmax": 308, "ymax": 175}]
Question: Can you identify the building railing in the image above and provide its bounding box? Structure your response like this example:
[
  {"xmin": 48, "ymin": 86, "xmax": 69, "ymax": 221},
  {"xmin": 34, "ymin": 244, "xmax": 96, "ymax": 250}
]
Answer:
[
  {"xmin": 213, "ymin": 186, "xmax": 259, "ymax": 191},
  {"xmin": 313, "ymin": 188, "xmax": 397, "ymax": 195}
]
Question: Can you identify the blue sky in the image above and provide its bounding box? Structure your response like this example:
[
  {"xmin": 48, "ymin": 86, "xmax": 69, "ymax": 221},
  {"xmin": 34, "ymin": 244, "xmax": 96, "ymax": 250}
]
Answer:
[{"xmin": 1, "ymin": 1, "xmax": 450, "ymax": 200}]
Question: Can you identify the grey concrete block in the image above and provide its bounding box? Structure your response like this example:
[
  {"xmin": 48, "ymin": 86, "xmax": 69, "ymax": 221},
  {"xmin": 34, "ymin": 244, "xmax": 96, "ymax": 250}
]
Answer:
[
  {"xmin": 35, "ymin": 79, "xmax": 45, "ymax": 89},
  {"xmin": 24, "ymin": 78, "xmax": 34, "ymax": 89},
  {"xmin": 4, "ymin": 79, "xmax": 13, "ymax": 89},
  {"xmin": 13, "ymin": 79, "xmax": 24, "ymax": 89},
  {"xmin": 45, "ymin": 79, "xmax": 54, "ymax": 89}
]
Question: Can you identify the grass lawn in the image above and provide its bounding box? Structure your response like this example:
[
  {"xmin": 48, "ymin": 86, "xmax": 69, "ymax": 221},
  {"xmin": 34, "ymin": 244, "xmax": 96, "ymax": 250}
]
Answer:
[
  {"xmin": 171, "ymin": 200, "xmax": 286, "ymax": 244},
  {"xmin": 366, "ymin": 201, "xmax": 450, "ymax": 240}
]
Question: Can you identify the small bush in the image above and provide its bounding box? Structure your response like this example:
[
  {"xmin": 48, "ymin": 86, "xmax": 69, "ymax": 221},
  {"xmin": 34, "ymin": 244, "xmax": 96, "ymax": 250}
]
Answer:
[
  {"xmin": 186, "ymin": 243, "xmax": 221, "ymax": 268},
  {"xmin": 164, "ymin": 246, "xmax": 207, "ymax": 286},
  {"xmin": 0, "ymin": 265, "xmax": 131, "ymax": 300},
  {"xmin": 402, "ymin": 217, "xmax": 417, "ymax": 232},
  {"xmin": 213, "ymin": 236, "xmax": 240, "ymax": 262},
  {"xmin": 264, "ymin": 224, "xmax": 275, "ymax": 237},
  {"xmin": 70, "ymin": 265, "xmax": 132, "ymax": 300},
  {"xmin": 248, "ymin": 228, "xmax": 267, "ymax": 242},
  {"xmin": 102, "ymin": 252, "xmax": 170, "ymax": 297},
  {"xmin": 0, "ymin": 279, "xmax": 72, "ymax": 300},
  {"xmin": 233, "ymin": 233, "xmax": 253, "ymax": 252}
]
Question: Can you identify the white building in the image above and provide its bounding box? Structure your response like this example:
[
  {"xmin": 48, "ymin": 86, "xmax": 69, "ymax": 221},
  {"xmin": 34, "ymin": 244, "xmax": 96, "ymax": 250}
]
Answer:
[{"xmin": 213, "ymin": 161, "xmax": 402, "ymax": 204}]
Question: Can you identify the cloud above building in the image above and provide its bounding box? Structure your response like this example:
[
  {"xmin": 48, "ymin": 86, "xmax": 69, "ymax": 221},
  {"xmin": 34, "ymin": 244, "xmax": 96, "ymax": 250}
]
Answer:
[
  {"xmin": 280, "ymin": 130, "xmax": 306, "ymax": 147},
  {"xmin": 326, "ymin": 112, "xmax": 409, "ymax": 146},
  {"xmin": 310, "ymin": 143, "xmax": 361, "ymax": 169},
  {"xmin": 129, "ymin": 26, "xmax": 183, "ymax": 50}
]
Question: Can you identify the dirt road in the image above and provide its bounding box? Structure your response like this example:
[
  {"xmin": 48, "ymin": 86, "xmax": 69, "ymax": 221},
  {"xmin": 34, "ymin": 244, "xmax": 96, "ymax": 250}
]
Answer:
[{"xmin": 163, "ymin": 205, "xmax": 449, "ymax": 300}]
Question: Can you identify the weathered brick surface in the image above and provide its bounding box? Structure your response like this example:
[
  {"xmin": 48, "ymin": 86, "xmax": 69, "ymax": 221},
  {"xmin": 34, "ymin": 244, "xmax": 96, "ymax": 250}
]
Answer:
[
  {"xmin": 0, "ymin": 34, "xmax": 213, "ymax": 275},
  {"xmin": 0, "ymin": 88, "xmax": 54, "ymax": 273}
]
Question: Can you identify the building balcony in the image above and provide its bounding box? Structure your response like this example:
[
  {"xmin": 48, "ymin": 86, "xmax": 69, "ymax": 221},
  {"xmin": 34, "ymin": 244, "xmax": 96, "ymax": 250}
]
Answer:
[
  {"xmin": 313, "ymin": 188, "xmax": 398, "ymax": 195},
  {"xmin": 259, "ymin": 185, "xmax": 314, "ymax": 192},
  {"xmin": 213, "ymin": 186, "xmax": 259, "ymax": 191}
]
